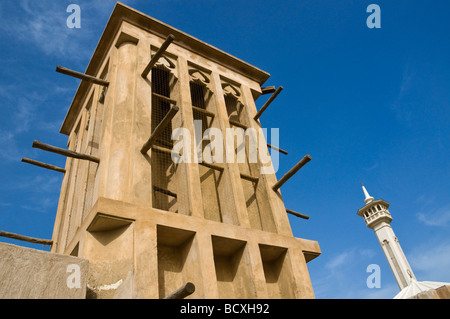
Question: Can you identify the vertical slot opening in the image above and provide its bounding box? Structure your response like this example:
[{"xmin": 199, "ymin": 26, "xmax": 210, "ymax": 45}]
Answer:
[
  {"xmin": 259, "ymin": 244, "xmax": 294, "ymax": 298},
  {"xmin": 157, "ymin": 225, "xmax": 200, "ymax": 299},
  {"xmin": 211, "ymin": 235, "xmax": 256, "ymax": 298},
  {"xmin": 151, "ymin": 67, "xmax": 178, "ymax": 212},
  {"xmin": 190, "ymin": 80, "xmax": 224, "ymax": 222}
]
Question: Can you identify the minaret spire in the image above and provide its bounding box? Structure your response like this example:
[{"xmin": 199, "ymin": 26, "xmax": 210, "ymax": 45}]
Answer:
[{"xmin": 361, "ymin": 182, "xmax": 374, "ymax": 204}]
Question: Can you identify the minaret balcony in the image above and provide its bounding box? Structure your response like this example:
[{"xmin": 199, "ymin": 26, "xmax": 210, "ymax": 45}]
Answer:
[{"xmin": 357, "ymin": 198, "xmax": 392, "ymax": 228}]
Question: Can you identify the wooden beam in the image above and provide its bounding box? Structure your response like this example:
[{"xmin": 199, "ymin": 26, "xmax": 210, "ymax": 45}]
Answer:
[
  {"xmin": 164, "ymin": 282, "xmax": 195, "ymax": 299},
  {"xmin": 32, "ymin": 140, "xmax": 100, "ymax": 164},
  {"xmin": 153, "ymin": 186, "xmax": 177, "ymax": 198},
  {"xmin": 229, "ymin": 119, "xmax": 248, "ymax": 130},
  {"xmin": 21, "ymin": 157, "xmax": 66, "ymax": 174},
  {"xmin": 56, "ymin": 66, "xmax": 109, "ymax": 87},
  {"xmin": 267, "ymin": 143, "xmax": 288, "ymax": 155},
  {"xmin": 192, "ymin": 106, "xmax": 215, "ymax": 118},
  {"xmin": 254, "ymin": 86, "xmax": 283, "ymax": 121},
  {"xmin": 286, "ymin": 209, "xmax": 310, "ymax": 220},
  {"xmin": 152, "ymin": 145, "xmax": 173, "ymax": 155},
  {"xmin": 0, "ymin": 231, "xmax": 53, "ymax": 246},
  {"xmin": 141, "ymin": 105, "xmax": 179, "ymax": 154},
  {"xmin": 240, "ymin": 173, "xmax": 259, "ymax": 183},
  {"xmin": 152, "ymin": 92, "xmax": 177, "ymax": 105},
  {"xmin": 200, "ymin": 161, "xmax": 224, "ymax": 172},
  {"xmin": 272, "ymin": 154, "xmax": 311, "ymax": 192},
  {"xmin": 142, "ymin": 34, "xmax": 175, "ymax": 79},
  {"xmin": 261, "ymin": 86, "xmax": 276, "ymax": 95}
]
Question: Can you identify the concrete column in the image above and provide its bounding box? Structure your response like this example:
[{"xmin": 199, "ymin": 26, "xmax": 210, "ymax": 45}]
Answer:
[
  {"xmin": 128, "ymin": 37, "xmax": 153, "ymax": 207},
  {"xmin": 195, "ymin": 231, "xmax": 220, "ymax": 298},
  {"xmin": 289, "ymin": 246, "xmax": 316, "ymax": 298},
  {"xmin": 134, "ymin": 220, "xmax": 159, "ymax": 298},
  {"xmin": 246, "ymin": 241, "xmax": 269, "ymax": 298},
  {"xmin": 102, "ymin": 40, "xmax": 138, "ymax": 202}
]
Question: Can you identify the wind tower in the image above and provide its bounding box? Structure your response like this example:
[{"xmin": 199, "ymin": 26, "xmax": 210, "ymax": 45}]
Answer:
[
  {"xmin": 357, "ymin": 184, "xmax": 416, "ymax": 290},
  {"xmin": 21, "ymin": 3, "xmax": 321, "ymax": 298}
]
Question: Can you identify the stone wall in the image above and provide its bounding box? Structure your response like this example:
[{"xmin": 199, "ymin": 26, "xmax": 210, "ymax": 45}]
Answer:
[{"xmin": 0, "ymin": 242, "xmax": 88, "ymax": 299}]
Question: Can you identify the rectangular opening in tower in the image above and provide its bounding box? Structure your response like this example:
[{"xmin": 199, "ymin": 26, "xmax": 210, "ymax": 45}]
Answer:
[
  {"xmin": 190, "ymin": 81, "xmax": 224, "ymax": 222},
  {"xmin": 156, "ymin": 225, "xmax": 201, "ymax": 298},
  {"xmin": 259, "ymin": 244, "xmax": 295, "ymax": 298},
  {"xmin": 151, "ymin": 67, "xmax": 178, "ymax": 213},
  {"xmin": 211, "ymin": 235, "xmax": 257, "ymax": 298},
  {"xmin": 225, "ymin": 94, "xmax": 246, "ymax": 125}
]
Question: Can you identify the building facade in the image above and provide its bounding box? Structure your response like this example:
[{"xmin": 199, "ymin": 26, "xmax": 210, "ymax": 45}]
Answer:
[{"xmin": 50, "ymin": 2, "xmax": 320, "ymax": 299}]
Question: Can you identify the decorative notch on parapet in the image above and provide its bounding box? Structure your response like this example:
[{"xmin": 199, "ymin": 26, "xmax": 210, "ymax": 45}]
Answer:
[
  {"xmin": 154, "ymin": 55, "xmax": 176, "ymax": 73},
  {"xmin": 189, "ymin": 68, "xmax": 211, "ymax": 88},
  {"xmin": 222, "ymin": 82, "xmax": 241, "ymax": 99},
  {"xmin": 188, "ymin": 65, "xmax": 215, "ymax": 117},
  {"xmin": 221, "ymin": 81, "xmax": 244, "ymax": 127}
]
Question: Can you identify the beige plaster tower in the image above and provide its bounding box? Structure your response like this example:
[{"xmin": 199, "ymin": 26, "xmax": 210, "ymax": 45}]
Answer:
[{"xmin": 49, "ymin": 2, "xmax": 320, "ymax": 299}]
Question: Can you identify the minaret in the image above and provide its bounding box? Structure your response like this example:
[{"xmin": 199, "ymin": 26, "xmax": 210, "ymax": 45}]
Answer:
[{"xmin": 357, "ymin": 184, "xmax": 416, "ymax": 290}]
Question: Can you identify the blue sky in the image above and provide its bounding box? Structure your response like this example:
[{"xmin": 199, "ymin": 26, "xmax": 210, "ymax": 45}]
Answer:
[{"xmin": 0, "ymin": 0, "xmax": 449, "ymax": 299}]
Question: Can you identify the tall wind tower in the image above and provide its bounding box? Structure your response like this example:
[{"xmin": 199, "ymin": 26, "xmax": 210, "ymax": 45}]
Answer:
[
  {"xmin": 356, "ymin": 184, "xmax": 416, "ymax": 290},
  {"xmin": 19, "ymin": 2, "xmax": 321, "ymax": 299}
]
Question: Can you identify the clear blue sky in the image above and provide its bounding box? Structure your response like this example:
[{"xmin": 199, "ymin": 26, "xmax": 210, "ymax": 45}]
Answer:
[{"xmin": 0, "ymin": 0, "xmax": 449, "ymax": 299}]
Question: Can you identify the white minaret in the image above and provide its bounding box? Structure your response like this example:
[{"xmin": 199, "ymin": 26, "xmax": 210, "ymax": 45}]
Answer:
[{"xmin": 357, "ymin": 184, "xmax": 416, "ymax": 290}]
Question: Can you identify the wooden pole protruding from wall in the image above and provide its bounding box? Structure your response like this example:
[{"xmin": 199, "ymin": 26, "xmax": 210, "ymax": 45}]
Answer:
[
  {"xmin": 0, "ymin": 231, "xmax": 53, "ymax": 246},
  {"xmin": 141, "ymin": 105, "xmax": 179, "ymax": 154},
  {"xmin": 21, "ymin": 157, "xmax": 66, "ymax": 174},
  {"xmin": 163, "ymin": 282, "xmax": 196, "ymax": 299},
  {"xmin": 286, "ymin": 209, "xmax": 310, "ymax": 220},
  {"xmin": 254, "ymin": 86, "xmax": 283, "ymax": 121},
  {"xmin": 267, "ymin": 143, "xmax": 288, "ymax": 155},
  {"xmin": 141, "ymin": 34, "xmax": 175, "ymax": 79},
  {"xmin": 272, "ymin": 154, "xmax": 311, "ymax": 192},
  {"xmin": 56, "ymin": 66, "xmax": 110, "ymax": 87},
  {"xmin": 261, "ymin": 86, "xmax": 276, "ymax": 95},
  {"xmin": 32, "ymin": 140, "xmax": 100, "ymax": 164}
]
